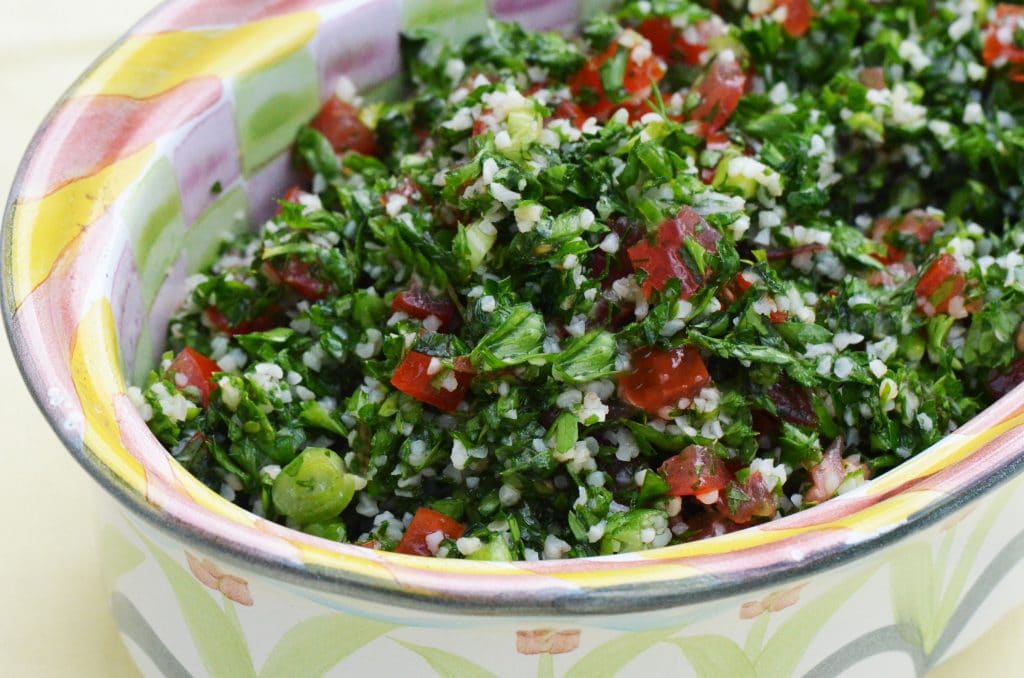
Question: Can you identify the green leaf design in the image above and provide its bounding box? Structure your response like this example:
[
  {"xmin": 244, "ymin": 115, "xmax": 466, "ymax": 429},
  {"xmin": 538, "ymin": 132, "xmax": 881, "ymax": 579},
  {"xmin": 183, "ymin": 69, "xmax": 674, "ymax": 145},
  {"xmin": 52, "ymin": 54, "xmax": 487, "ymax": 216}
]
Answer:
[
  {"xmin": 536, "ymin": 653, "xmax": 554, "ymax": 678},
  {"xmin": 260, "ymin": 614, "xmax": 395, "ymax": 678},
  {"xmin": 393, "ymin": 639, "xmax": 496, "ymax": 678},
  {"xmin": 669, "ymin": 636, "xmax": 756, "ymax": 678},
  {"xmin": 933, "ymin": 486, "xmax": 1015, "ymax": 645},
  {"xmin": 564, "ymin": 628, "xmax": 677, "ymax": 678},
  {"xmin": 98, "ymin": 527, "xmax": 145, "ymax": 582},
  {"xmin": 754, "ymin": 565, "xmax": 877, "ymax": 677},
  {"xmin": 139, "ymin": 534, "xmax": 256, "ymax": 678},
  {"xmin": 742, "ymin": 612, "xmax": 770, "ymax": 661},
  {"xmin": 889, "ymin": 541, "xmax": 938, "ymax": 651}
]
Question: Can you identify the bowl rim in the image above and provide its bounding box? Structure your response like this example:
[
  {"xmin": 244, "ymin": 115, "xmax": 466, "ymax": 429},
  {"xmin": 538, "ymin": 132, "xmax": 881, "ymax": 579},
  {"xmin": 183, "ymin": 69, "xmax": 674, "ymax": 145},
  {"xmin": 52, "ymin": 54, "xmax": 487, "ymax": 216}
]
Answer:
[{"xmin": 4, "ymin": 0, "xmax": 1024, "ymax": 616}]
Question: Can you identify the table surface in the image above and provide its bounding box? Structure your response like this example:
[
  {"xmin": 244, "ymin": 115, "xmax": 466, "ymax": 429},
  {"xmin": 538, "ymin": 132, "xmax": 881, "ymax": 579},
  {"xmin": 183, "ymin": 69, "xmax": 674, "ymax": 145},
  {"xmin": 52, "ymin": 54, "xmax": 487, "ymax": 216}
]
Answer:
[{"xmin": 1, "ymin": 3, "xmax": 1021, "ymax": 676}]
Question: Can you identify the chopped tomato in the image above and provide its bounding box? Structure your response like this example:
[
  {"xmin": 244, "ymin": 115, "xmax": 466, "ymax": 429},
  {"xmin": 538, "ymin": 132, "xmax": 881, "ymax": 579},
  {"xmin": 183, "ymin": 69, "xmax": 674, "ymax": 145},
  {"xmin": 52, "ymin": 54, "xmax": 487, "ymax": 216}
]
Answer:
[
  {"xmin": 659, "ymin": 445, "xmax": 733, "ymax": 497},
  {"xmin": 776, "ymin": 0, "xmax": 813, "ymax": 37},
  {"xmin": 168, "ymin": 347, "xmax": 220, "ymax": 405},
  {"xmin": 689, "ymin": 52, "xmax": 747, "ymax": 136},
  {"xmin": 717, "ymin": 472, "xmax": 778, "ymax": 524},
  {"xmin": 391, "ymin": 288, "xmax": 458, "ymax": 330},
  {"xmin": 627, "ymin": 206, "xmax": 720, "ymax": 299},
  {"xmin": 203, "ymin": 306, "xmax": 281, "ymax": 336},
  {"xmin": 805, "ymin": 438, "xmax": 846, "ymax": 504},
  {"xmin": 983, "ymin": 5, "xmax": 1024, "ymax": 82},
  {"xmin": 988, "ymin": 357, "xmax": 1024, "ymax": 399},
  {"xmin": 915, "ymin": 254, "xmax": 966, "ymax": 316},
  {"xmin": 618, "ymin": 345, "xmax": 711, "ymax": 415},
  {"xmin": 391, "ymin": 351, "xmax": 471, "ymax": 412},
  {"xmin": 395, "ymin": 508, "xmax": 466, "ymax": 556},
  {"xmin": 551, "ymin": 99, "xmax": 589, "ymax": 128},
  {"xmin": 569, "ymin": 42, "xmax": 666, "ymax": 121},
  {"xmin": 637, "ymin": 16, "xmax": 725, "ymax": 65},
  {"xmin": 871, "ymin": 209, "xmax": 942, "ymax": 263},
  {"xmin": 267, "ymin": 257, "xmax": 331, "ymax": 301},
  {"xmin": 765, "ymin": 244, "xmax": 826, "ymax": 261},
  {"xmin": 310, "ymin": 97, "xmax": 378, "ymax": 156},
  {"xmin": 769, "ymin": 310, "xmax": 788, "ymax": 324},
  {"xmin": 767, "ymin": 378, "xmax": 817, "ymax": 427}
]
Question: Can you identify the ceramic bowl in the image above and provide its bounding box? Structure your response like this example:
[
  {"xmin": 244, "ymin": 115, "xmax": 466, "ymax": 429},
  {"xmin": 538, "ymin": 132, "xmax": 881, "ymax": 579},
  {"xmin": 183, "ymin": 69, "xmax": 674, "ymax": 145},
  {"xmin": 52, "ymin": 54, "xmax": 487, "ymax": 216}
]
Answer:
[{"xmin": 5, "ymin": 1, "xmax": 1024, "ymax": 675}]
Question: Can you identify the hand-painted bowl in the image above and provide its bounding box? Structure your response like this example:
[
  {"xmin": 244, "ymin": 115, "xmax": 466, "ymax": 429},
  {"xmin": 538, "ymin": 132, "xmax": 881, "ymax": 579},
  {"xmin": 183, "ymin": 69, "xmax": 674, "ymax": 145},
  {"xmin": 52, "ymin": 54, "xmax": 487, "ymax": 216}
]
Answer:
[{"xmin": 5, "ymin": 1, "xmax": 1024, "ymax": 675}]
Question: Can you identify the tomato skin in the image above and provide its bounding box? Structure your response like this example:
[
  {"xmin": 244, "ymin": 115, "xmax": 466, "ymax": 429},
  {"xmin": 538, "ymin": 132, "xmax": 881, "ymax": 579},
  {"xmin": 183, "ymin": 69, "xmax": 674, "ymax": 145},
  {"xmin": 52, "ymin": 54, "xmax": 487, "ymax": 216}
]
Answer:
[
  {"xmin": 395, "ymin": 508, "xmax": 466, "ymax": 556},
  {"xmin": 168, "ymin": 347, "xmax": 220, "ymax": 405},
  {"xmin": 203, "ymin": 306, "xmax": 281, "ymax": 336},
  {"xmin": 391, "ymin": 289, "xmax": 458, "ymax": 330},
  {"xmin": 552, "ymin": 99, "xmax": 589, "ymax": 128},
  {"xmin": 569, "ymin": 42, "xmax": 666, "ymax": 121},
  {"xmin": 618, "ymin": 345, "xmax": 711, "ymax": 415},
  {"xmin": 659, "ymin": 445, "xmax": 733, "ymax": 497},
  {"xmin": 871, "ymin": 209, "xmax": 942, "ymax": 263},
  {"xmin": 767, "ymin": 378, "xmax": 817, "ymax": 427},
  {"xmin": 689, "ymin": 53, "xmax": 747, "ymax": 135},
  {"xmin": 777, "ymin": 0, "xmax": 813, "ymax": 37},
  {"xmin": 267, "ymin": 257, "xmax": 330, "ymax": 301},
  {"xmin": 984, "ymin": 5, "xmax": 1024, "ymax": 80},
  {"xmin": 310, "ymin": 97, "xmax": 378, "ymax": 156},
  {"xmin": 626, "ymin": 206, "xmax": 719, "ymax": 300},
  {"xmin": 637, "ymin": 16, "xmax": 723, "ymax": 65},
  {"xmin": 915, "ymin": 254, "xmax": 966, "ymax": 316},
  {"xmin": 717, "ymin": 472, "xmax": 778, "ymax": 524},
  {"xmin": 391, "ymin": 351, "xmax": 471, "ymax": 412}
]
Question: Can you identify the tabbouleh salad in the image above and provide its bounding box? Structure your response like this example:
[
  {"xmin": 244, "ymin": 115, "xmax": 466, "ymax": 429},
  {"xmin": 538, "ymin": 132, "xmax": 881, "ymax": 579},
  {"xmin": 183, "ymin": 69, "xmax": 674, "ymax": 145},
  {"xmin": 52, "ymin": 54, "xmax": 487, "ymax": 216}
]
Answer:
[{"xmin": 131, "ymin": 0, "xmax": 1024, "ymax": 560}]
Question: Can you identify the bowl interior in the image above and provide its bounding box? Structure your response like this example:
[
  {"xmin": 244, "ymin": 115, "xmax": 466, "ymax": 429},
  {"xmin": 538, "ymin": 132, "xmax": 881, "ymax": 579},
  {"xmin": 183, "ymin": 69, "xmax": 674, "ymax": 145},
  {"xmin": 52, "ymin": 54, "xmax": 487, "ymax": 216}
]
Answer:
[{"xmin": 5, "ymin": 0, "xmax": 1024, "ymax": 612}]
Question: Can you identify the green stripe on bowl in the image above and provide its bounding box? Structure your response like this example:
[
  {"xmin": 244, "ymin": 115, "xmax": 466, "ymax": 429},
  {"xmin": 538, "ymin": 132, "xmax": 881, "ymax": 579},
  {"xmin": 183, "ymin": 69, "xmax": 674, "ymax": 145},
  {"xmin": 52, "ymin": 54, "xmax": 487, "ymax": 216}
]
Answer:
[
  {"xmin": 401, "ymin": 0, "xmax": 488, "ymax": 41},
  {"xmin": 123, "ymin": 158, "xmax": 186, "ymax": 308},
  {"xmin": 183, "ymin": 185, "xmax": 251, "ymax": 274},
  {"xmin": 234, "ymin": 49, "xmax": 320, "ymax": 177}
]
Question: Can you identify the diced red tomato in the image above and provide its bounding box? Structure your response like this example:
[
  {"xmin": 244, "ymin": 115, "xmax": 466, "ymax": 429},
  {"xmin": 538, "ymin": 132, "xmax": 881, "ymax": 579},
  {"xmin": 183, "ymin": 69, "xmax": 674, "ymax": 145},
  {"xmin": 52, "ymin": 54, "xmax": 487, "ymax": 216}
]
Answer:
[
  {"xmin": 765, "ymin": 244, "xmax": 826, "ymax": 261},
  {"xmin": 805, "ymin": 437, "xmax": 846, "ymax": 504},
  {"xmin": 168, "ymin": 347, "xmax": 220, "ymax": 405},
  {"xmin": 915, "ymin": 254, "xmax": 966, "ymax": 316},
  {"xmin": 871, "ymin": 209, "xmax": 943, "ymax": 263},
  {"xmin": 276, "ymin": 185, "xmax": 303, "ymax": 216},
  {"xmin": 717, "ymin": 472, "xmax": 778, "ymax": 524},
  {"xmin": 983, "ymin": 5, "xmax": 1024, "ymax": 82},
  {"xmin": 551, "ymin": 99, "xmax": 589, "ymax": 128},
  {"xmin": 395, "ymin": 508, "xmax": 466, "ymax": 556},
  {"xmin": 689, "ymin": 52, "xmax": 747, "ymax": 136},
  {"xmin": 310, "ymin": 97, "xmax": 378, "ymax": 156},
  {"xmin": 627, "ymin": 206, "xmax": 720, "ymax": 299},
  {"xmin": 391, "ymin": 288, "xmax": 458, "ymax": 330},
  {"xmin": 988, "ymin": 357, "xmax": 1024, "ymax": 399},
  {"xmin": 769, "ymin": 310, "xmax": 788, "ymax": 324},
  {"xmin": 265, "ymin": 258, "xmax": 331, "ymax": 301},
  {"xmin": 776, "ymin": 0, "xmax": 813, "ymax": 37},
  {"xmin": 569, "ymin": 42, "xmax": 666, "ymax": 122},
  {"xmin": 203, "ymin": 306, "xmax": 281, "ymax": 336},
  {"xmin": 659, "ymin": 445, "xmax": 733, "ymax": 497},
  {"xmin": 618, "ymin": 345, "xmax": 711, "ymax": 415},
  {"xmin": 391, "ymin": 351, "xmax": 471, "ymax": 412},
  {"xmin": 637, "ymin": 16, "xmax": 725, "ymax": 66},
  {"xmin": 767, "ymin": 378, "xmax": 817, "ymax": 427}
]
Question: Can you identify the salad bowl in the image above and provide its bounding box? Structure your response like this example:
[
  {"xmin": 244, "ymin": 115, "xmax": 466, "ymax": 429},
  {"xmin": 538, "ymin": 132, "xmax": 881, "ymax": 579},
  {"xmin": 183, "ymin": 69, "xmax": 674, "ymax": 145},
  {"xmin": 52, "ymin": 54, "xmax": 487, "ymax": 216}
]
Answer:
[{"xmin": 4, "ymin": 0, "xmax": 1024, "ymax": 675}]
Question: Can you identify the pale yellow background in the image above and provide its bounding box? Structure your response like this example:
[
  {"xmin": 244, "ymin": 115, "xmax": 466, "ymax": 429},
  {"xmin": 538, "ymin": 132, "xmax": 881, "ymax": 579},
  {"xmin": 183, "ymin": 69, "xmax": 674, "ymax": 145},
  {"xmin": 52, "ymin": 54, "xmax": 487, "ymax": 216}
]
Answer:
[{"xmin": 1, "ymin": 2, "xmax": 1021, "ymax": 677}]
